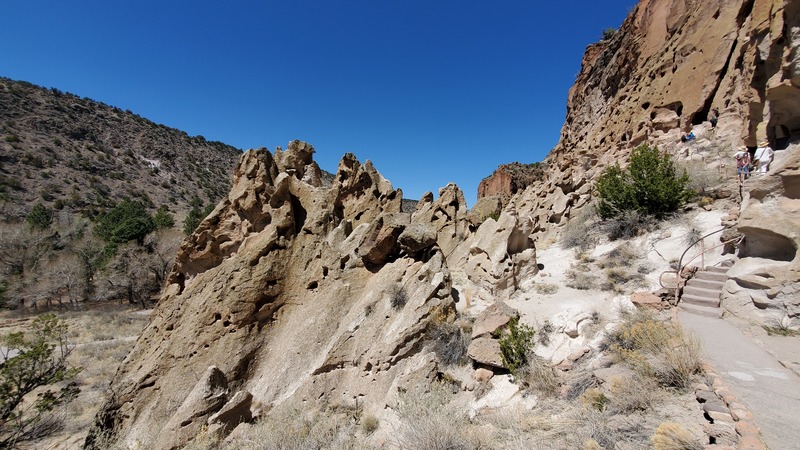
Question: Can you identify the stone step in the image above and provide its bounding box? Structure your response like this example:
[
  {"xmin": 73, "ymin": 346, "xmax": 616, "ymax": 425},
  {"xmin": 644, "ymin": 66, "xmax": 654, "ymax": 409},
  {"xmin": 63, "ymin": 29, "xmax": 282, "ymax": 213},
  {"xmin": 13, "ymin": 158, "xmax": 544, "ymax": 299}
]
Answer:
[
  {"xmin": 695, "ymin": 271, "xmax": 728, "ymax": 283},
  {"xmin": 685, "ymin": 278, "xmax": 725, "ymax": 290},
  {"xmin": 681, "ymin": 293, "xmax": 721, "ymax": 308},
  {"xmin": 679, "ymin": 302, "xmax": 723, "ymax": 318},
  {"xmin": 683, "ymin": 285, "xmax": 722, "ymax": 299},
  {"xmin": 705, "ymin": 266, "xmax": 730, "ymax": 274}
]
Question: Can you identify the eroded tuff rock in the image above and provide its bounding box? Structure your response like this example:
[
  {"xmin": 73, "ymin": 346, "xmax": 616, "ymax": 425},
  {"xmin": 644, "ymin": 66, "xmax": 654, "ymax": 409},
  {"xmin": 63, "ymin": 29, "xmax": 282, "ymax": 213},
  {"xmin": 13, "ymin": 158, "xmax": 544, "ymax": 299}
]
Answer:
[
  {"xmin": 87, "ymin": 144, "xmax": 455, "ymax": 449},
  {"xmin": 485, "ymin": 0, "xmax": 800, "ymax": 244},
  {"xmin": 722, "ymin": 147, "xmax": 800, "ymax": 322}
]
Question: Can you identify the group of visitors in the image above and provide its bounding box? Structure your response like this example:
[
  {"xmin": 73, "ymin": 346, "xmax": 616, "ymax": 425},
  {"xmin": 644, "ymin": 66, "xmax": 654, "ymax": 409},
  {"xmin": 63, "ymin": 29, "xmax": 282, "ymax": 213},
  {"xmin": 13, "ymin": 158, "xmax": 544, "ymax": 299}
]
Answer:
[{"xmin": 735, "ymin": 141, "xmax": 775, "ymax": 184}]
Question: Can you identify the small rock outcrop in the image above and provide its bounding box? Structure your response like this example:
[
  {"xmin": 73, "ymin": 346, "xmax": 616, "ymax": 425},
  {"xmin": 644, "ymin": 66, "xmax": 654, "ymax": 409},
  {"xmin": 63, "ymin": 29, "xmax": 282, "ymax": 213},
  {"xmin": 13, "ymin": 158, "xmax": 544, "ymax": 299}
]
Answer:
[
  {"xmin": 477, "ymin": 162, "xmax": 547, "ymax": 205},
  {"xmin": 86, "ymin": 144, "xmax": 456, "ymax": 449}
]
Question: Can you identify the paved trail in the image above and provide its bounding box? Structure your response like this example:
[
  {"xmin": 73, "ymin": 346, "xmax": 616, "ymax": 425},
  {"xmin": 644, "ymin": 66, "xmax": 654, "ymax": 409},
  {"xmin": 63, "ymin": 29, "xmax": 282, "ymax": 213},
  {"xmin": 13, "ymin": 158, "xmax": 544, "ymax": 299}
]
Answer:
[{"xmin": 679, "ymin": 311, "xmax": 800, "ymax": 450}]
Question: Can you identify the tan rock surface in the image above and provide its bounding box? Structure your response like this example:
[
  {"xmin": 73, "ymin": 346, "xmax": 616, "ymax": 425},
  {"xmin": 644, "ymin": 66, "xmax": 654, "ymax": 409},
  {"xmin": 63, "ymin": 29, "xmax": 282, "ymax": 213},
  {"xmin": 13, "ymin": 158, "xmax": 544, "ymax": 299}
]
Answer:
[{"xmin": 87, "ymin": 144, "xmax": 456, "ymax": 449}]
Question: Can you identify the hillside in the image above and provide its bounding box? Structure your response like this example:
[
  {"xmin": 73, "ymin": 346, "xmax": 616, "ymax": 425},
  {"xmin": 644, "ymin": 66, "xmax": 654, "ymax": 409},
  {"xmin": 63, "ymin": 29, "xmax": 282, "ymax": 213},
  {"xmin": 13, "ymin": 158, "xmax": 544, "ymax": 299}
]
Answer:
[
  {"xmin": 0, "ymin": 77, "xmax": 242, "ymax": 221},
  {"xmin": 0, "ymin": 78, "xmax": 242, "ymax": 309}
]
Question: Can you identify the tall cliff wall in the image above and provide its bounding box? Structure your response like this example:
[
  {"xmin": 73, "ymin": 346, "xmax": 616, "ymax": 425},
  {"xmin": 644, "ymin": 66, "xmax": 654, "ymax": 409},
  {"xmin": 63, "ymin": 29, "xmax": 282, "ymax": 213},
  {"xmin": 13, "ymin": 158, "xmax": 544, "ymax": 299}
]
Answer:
[{"xmin": 502, "ymin": 0, "xmax": 800, "ymax": 240}]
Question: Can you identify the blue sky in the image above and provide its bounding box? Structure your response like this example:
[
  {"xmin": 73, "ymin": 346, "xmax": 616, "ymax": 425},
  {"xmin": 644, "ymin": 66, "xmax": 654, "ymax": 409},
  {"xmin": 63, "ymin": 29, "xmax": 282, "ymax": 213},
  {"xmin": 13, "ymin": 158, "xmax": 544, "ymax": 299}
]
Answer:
[{"xmin": 1, "ymin": 1, "xmax": 635, "ymax": 206}]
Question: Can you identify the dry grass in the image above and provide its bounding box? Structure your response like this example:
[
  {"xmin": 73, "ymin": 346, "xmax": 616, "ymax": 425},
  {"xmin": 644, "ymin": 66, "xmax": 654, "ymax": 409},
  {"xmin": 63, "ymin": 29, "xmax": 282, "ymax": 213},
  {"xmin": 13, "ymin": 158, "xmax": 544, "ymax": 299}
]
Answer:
[
  {"xmin": 220, "ymin": 406, "xmax": 363, "ymax": 450},
  {"xmin": 651, "ymin": 422, "xmax": 704, "ymax": 450},
  {"xmin": 395, "ymin": 384, "xmax": 481, "ymax": 450},
  {"xmin": 0, "ymin": 304, "xmax": 149, "ymax": 449},
  {"xmin": 516, "ymin": 354, "xmax": 560, "ymax": 397},
  {"xmin": 606, "ymin": 310, "xmax": 703, "ymax": 389},
  {"xmin": 607, "ymin": 375, "xmax": 660, "ymax": 414}
]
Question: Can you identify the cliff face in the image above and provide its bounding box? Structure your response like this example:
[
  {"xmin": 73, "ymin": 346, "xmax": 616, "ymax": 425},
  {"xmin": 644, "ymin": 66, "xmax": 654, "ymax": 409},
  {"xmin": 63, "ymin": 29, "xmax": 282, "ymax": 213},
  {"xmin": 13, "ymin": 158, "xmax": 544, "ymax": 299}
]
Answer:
[
  {"xmin": 505, "ymin": 0, "xmax": 800, "ymax": 241},
  {"xmin": 86, "ymin": 144, "xmax": 466, "ymax": 449}
]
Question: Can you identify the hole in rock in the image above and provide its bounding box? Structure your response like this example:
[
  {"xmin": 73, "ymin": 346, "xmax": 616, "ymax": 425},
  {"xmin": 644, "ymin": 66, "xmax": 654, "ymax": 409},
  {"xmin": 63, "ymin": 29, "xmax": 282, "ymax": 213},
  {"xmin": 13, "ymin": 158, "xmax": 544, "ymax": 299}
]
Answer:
[{"xmin": 307, "ymin": 281, "xmax": 318, "ymax": 290}]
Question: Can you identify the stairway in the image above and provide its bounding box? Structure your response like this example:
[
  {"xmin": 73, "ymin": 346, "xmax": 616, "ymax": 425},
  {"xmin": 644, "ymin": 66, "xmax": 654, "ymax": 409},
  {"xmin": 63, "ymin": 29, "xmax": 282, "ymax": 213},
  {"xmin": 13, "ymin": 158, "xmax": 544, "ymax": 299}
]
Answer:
[{"xmin": 679, "ymin": 265, "xmax": 730, "ymax": 318}]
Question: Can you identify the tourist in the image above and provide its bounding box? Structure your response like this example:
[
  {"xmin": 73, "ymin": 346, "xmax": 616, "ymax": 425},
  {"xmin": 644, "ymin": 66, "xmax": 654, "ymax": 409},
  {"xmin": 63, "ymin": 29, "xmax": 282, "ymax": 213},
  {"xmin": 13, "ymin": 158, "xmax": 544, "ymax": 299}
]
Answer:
[
  {"xmin": 735, "ymin": 149, "xmax": 750, "ymax": 183},
  {"xmin": 753, "ymin": 141, "xmax": 774, "ymax": 173}
]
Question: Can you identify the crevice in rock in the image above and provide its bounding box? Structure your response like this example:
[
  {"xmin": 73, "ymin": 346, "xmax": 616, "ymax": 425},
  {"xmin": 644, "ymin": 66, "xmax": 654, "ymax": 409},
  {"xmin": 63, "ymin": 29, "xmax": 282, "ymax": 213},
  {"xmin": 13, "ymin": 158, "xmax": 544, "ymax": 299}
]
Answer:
[{"xmin": 693, "ymin": 38, "xmax": 737, "ymax": 125}]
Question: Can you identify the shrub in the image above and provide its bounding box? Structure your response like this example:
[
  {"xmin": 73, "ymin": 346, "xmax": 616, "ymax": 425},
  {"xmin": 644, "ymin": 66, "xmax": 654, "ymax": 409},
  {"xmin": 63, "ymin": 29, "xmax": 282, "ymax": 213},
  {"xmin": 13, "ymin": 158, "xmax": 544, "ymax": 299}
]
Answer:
[
  {"xmin": 516, "ymin": 354, "xmax": 560, "ymax": 396},
  {"xmin": 566, "ymin": 269, "xmax": 598, "ymax": 290},
  {"xmin": 608, "ymin": 375, "xmax": 659, "ymax": 413},
  {"xmin": 607, "ymin": 311, "xmax": 703, "ymax": 389},
  {"xmin": 94, "ymin": 199, "xmax": 155, "ymax": 244},
  {"xmin": 26, "ymin": 203, "xmax": 53, "ymax": 230},
  {"xmin": 595, "ymin": 144, "xmax": 692, "ymax": 220},
  {"xmin": 0, "ymin": 314, "xmax": 81, "ymax": 447},
  {"xmin": 183, "ymin": 197, "xmax": 212, "ymax": 235},
  {"xmin": 390, "ymin": 286, "xmax": 408, "ymax": 310},
  {"xmin": 601, "ymin": 27, "xmax": 617, "ymax": 41},
  {"xmin": 428, "ymin": 320, "xmax": 470, "ymax": 367},
  {"xmin": 561, "ymin": 204, "xmax": 597, "ymax": 250},
  {"xmin": 499, "ymin": 316, "xmax": 535, "ymax": 374},
  {"xmin": 153, "ymin": 206, "xmax": 175, "ymax": 230},
  {"xmin": 651, "ymin": 422, "xmax": 704, "ymax": 450}
]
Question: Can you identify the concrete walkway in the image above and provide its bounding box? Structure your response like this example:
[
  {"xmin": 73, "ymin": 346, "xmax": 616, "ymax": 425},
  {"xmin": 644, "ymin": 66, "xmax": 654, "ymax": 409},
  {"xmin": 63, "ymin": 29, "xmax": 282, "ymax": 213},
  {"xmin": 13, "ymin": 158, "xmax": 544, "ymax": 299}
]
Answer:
[{"xmin": 679, "ymin": 311, "xmax": 800, "ymax": 450}]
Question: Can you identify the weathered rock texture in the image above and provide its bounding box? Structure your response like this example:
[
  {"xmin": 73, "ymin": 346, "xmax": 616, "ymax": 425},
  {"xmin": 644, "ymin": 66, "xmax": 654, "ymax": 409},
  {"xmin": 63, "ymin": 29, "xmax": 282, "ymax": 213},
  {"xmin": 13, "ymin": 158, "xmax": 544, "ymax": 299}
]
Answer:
[
  {"xmin": 477, "ymin": 162, "xmax": 547, "ymax": 206},
  {"xmin": 486, "ymin": 0, "xmax": 800, "ymax": 243},
  {"xmin": 722, "ymin": 148, "xmax": 800, "ymax": 321},
  {"xmin": 86, "ymin": 144, "xmax": 458, "ymax": 449}
]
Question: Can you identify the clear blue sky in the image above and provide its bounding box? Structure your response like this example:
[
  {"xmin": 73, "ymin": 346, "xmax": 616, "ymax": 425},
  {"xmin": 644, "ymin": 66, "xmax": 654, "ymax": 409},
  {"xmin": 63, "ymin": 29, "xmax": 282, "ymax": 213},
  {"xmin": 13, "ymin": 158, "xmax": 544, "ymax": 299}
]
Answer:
[{"xmin": 1, "ymin": 1, "xmax": 635, "ymax": 206}]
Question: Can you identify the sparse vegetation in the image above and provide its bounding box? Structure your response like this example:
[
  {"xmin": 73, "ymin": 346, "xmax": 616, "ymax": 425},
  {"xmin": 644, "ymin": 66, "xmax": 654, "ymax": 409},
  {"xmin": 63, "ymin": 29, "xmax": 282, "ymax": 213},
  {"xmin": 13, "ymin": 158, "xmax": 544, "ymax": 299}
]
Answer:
[
  {"xmin": 606, "ymin": 310, "xmax": 703, "ymax": 389},
  {"xmin": 390, "ymin": 286, "xmax": 408, "ymax": 310}
]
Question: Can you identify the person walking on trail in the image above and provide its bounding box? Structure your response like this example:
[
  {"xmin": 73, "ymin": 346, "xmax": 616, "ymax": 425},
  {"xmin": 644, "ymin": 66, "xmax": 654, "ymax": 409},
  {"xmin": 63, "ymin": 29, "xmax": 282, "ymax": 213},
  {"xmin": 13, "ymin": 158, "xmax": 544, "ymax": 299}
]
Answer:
[
  {"xmin": 735, "ymin": 149, "xmax": 750, "ymax": 184},
  {"xmin": 753, "ymin": 141, "xmax": 775, "ymax": 173}
]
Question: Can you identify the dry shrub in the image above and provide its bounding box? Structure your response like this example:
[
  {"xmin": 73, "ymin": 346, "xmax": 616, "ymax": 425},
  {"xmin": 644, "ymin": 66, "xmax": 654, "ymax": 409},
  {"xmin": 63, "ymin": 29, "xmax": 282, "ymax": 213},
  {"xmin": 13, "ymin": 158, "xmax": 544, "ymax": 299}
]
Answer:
[
  {"xmin": 221, "ymin": 406, "xmax": 360, "ymax": 450},
  {"xmin": 516, "ymin": 354, "xmax": 560, "ymax": 397},
  {"xmin": 395, "ymin": 384, "xmax": 478, "ymax": 450},
  {"xmin": 561, "ymin": 205, "xmax": 598, "ymax": 250},
  {"xmin": 566, "ymin": 269, "xmax": 598, "ymax": 290},
  {"xmin": 607, "ymin": 311, "xmax": 703, "ymax": 389},
  {"xmin": 533, "ymin": 283, "xmax": 559, "ymax": 295},
  {"xmin": 427, "ymin": 315, "xmax": 471, "ymax": 367},
  {"xmin": 652, "ymin": 332, "xmax": 703, "ymax": 389},
  {"xmin": 651, "ymin": 422, "xmax": 704, "ymax": 450},
  {"xmin": 581, "ymin": 388, "xmax": 609, "ymax": 411},
  {"xmin": 359, "ymin": 414, "xmax": 379, "ymax": 436},
  {"xmin": 603, "ymin": 210, "xmax": 656, "ymax": 240},
  {"xmin": 607, "ymin": 375, "xmax": 660, "ymax": 413}
]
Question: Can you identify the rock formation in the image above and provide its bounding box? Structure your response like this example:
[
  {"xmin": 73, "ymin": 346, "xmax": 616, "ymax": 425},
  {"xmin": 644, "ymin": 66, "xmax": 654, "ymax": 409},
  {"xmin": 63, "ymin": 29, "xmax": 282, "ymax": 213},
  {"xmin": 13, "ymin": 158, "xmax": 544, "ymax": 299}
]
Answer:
[
  {"xmin": 722, "ymin": 148, "xmax": 800, "ymax": 321},
  {"xmin": 86, "ymin": 144, "xmax": 459, "ymax": 448},
  {"xmin": 485, "ymin": 0, "xmax": 800, "ymax": 243}
]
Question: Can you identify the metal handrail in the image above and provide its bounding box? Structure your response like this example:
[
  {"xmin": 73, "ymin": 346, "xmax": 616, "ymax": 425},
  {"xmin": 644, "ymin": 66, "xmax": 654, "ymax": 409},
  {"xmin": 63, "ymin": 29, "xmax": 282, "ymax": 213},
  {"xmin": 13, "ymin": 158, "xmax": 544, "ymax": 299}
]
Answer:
[{"xmin": 658, "ymin": 226, "xmax": 741, "ymax": 304}]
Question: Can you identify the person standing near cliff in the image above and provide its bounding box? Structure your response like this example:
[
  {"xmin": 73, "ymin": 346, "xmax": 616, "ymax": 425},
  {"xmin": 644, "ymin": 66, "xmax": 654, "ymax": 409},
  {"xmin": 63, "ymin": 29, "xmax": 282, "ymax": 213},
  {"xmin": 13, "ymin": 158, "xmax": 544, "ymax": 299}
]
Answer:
[
  {"xmin": 753, "ymin": 141, "xmax": 774, "ymax": 173},
  {"xmin": 735, "ymin": 149, "xmax": 750, "ymax": 184}
]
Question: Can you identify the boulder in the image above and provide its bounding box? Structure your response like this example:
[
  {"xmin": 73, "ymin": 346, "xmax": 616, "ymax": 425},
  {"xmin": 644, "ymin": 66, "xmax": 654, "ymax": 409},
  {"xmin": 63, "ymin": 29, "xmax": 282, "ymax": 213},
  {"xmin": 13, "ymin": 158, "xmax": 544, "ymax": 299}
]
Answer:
[
  {"xmin": 398, "ymin": 224, "xmax": 437, "ymax": 254},
  {"xmin": 467, "ymin": 336, "xmax": 505, "ymax": 368},
  {"xmin": 471, "ymin": 301, "xmax": 519, "ymax": 339},
  {"xmin": 207, "ymin": 390, "xmax": 254, "ymax": 437},
  {"xmin": 630, "ymin": 291, "xmax": 664, "ymax": 310}
]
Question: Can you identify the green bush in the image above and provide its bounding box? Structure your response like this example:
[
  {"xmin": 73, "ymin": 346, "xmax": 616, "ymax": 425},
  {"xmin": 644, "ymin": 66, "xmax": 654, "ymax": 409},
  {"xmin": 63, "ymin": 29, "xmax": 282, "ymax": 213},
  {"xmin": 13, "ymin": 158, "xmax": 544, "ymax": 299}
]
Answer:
[
  {"xmin": 595, "ymin": 144, "xmax": 692, "ymax": 220},
  {"xmin": 94, "ymin": 199, "xmax": 154, "ymax": 244},
  {"xmin": 601, "ymin": 27, "xmax": 617, "ymax": 40},
  {"xmin": 153, "ymin": 206, "xmax": 175, "ymax": 230},
  {"xmin": 183, "ymin": 197, "xmax": 212, "ymax": 235},
  {"xmin": 499, "ymin": 316, "xmax": 535, "ymax": 374},
  {"xmin": 26, "ymin": 203, "xmax": 53, "ymax": 230}
]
